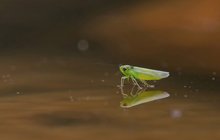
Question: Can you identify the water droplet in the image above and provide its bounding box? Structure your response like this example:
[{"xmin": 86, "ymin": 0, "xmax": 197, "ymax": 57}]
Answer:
[
  {"xmin": 212, "ymin": 72, "xmax": 217, "ymax": 75},
  {"xmin": 170, "ymin": 109, "xmax": 182, "ymax": 119},
  {"xmin": 184, "ymin": 94, "xmax": 188, "ymax": 98},
  {"xmin": 77, "ymin": 39, "xmax": 89, "ymax": 52}
]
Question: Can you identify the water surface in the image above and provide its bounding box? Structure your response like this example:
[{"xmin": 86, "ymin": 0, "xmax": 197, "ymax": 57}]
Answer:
[{"xmin": 0, "ymin": 54, "xmax": 219, "ymax": 140}]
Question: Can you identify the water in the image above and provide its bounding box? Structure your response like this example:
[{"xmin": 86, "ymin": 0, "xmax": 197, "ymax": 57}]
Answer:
[{"xmin": 0, "ymin": 54, "xmax": 219, "ymax": 140}]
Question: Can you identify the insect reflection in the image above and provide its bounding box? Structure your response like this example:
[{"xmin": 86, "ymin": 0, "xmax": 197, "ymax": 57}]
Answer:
[{"xmin": 120, "ymin": 86, "xmax": 170, "ymax": 108}]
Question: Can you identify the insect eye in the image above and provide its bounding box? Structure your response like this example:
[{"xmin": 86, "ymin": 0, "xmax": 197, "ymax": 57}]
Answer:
[{"xmin": 123, "ymin": 67, "xmax": 127, "ymax": 71}]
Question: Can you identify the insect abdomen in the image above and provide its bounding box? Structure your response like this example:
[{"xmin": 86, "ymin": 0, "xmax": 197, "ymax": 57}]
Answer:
[{"xmin": 138, "ymin": 73, "xmax": 161, "ymax": 80}]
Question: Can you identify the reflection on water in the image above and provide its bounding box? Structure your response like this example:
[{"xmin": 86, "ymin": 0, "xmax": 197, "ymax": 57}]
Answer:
[{"xmin": 120, "ymin": 86, "xmax": 170, "ymax": 108}]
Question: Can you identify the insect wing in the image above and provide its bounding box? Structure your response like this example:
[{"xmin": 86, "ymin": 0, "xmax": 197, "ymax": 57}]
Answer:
[{"xmin": 133, "ymin": 66, "xmax": 169, "ymax": 80}]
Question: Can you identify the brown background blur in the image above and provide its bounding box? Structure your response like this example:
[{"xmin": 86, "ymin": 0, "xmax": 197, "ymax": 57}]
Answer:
[
  {"xmin": 1, "ymin": 0, "xmax": 220, "ymax": 74},
  {"xmin": 0, "ymin": 1, "xmax": 220, "ymax": 140}
]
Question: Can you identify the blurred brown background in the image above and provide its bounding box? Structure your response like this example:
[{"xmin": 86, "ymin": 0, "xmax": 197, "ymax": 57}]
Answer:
[
  {"xmin": 1, "ymin": 0, "xmax": 220, "ymax": 74},
  {"xmin": 0, "ymin": 1, "xmax": 220, "ymax": 140}
]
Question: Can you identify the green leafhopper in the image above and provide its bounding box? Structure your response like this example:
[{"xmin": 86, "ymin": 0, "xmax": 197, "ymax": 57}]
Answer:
[{"xmin": 119, "ymin": 65, "xmax": 169, "ymax": 89}]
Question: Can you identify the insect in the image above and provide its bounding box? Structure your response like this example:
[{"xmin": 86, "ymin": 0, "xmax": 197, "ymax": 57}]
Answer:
[
  {"xmin": 120, "ymin": 90, "xmax": 170, "ymax": 108},
  {"xmin": 119, "ymin": 65, "xmax": 169, "ymax": 89}
]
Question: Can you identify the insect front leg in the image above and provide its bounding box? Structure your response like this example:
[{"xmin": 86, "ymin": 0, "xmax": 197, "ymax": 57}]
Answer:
[{"xmin": 120, "ymin": 76, "xmax": 128, "ymax": 88}]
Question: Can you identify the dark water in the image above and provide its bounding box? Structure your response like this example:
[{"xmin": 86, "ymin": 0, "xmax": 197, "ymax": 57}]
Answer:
[{"xmin": 0, "ymin": 54, "xmax": 219, "ymax": 140}]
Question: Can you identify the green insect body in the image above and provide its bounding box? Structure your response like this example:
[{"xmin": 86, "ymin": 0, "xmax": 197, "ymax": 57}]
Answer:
[
  {"xmin": 119, "ymin": 65, "xmax": 169, "ymax": 89},
  {"xmin": 120, "ymin": 90, "xmax": 169, "ymax": 108}
]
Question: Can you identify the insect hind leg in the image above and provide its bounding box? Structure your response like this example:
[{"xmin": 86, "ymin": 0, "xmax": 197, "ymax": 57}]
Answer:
[
  {"xmin": 131, "ymin": 77, "xmax": 142, "ymax": 89},
  {"xmin": 140, "ymin": 80, "xmax": 155, "ymax": 88}
]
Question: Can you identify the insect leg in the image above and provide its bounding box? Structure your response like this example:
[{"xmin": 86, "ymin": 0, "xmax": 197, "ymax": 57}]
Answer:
[
  {"xmin": 131, "ymin": 77, "xmax": 142, "ymax": 89},
  {"xmin": 140, "ymin": 80, "xmax": 155, "ymax": 88},
  {"xmin": 136, "ymin": 87, "xmax": 143, "ymax": 95},
  {"xmin": 130, "ymin": 85, "xmax": 136, "ymax": 96},
  {"xmin": 120, "ymin": 85, "xmax": 128, "ymax": 98},
  {"xmin": 120, "ymin": 76, "xmax": 127, "ymax": 88},
  {"xmin": 130, "ymin": 85, "xmax": 143, "ymax": 96}
]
